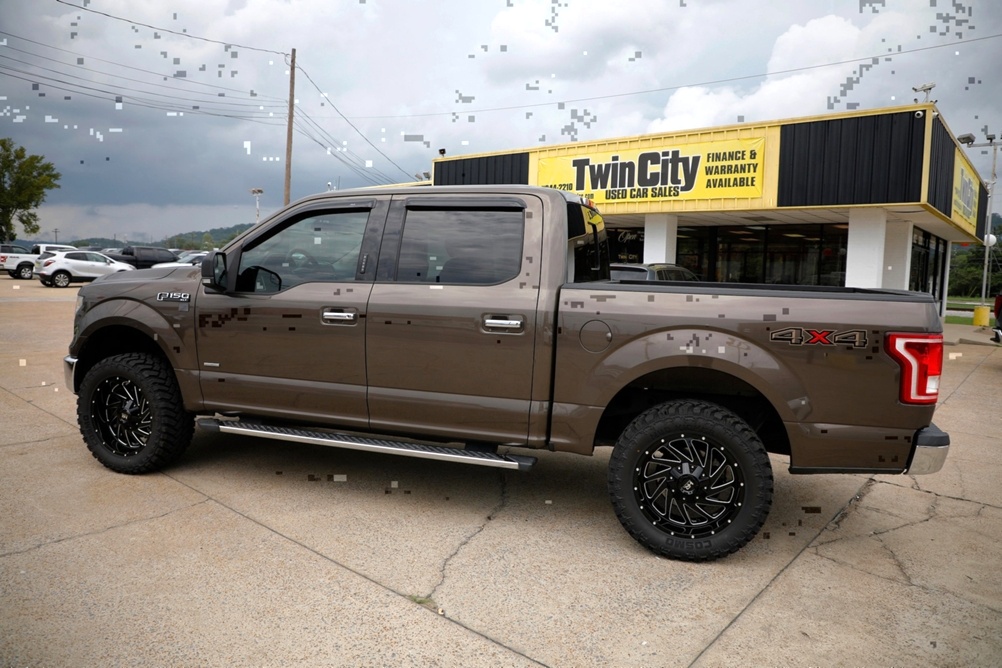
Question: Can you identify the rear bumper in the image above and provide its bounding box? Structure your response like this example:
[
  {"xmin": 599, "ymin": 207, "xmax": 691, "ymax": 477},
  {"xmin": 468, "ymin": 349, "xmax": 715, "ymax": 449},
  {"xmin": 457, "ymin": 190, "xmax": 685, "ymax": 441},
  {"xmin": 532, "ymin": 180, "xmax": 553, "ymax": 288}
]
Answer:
[{"xmin": 907, "ymin": 423, "xmax": 950, "ymax": 475}]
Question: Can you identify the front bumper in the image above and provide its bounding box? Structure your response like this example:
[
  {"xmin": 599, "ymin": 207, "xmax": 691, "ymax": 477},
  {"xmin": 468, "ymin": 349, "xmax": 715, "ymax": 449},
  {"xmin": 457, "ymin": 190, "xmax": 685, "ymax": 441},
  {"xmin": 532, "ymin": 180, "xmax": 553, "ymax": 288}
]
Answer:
[
  {"xmin": 907, "ymin": 423, "xmax": 950, "ymax": 474},
  {"xmin": 64, "ymin": 355, "xmax": 78, "ymax": 394}
]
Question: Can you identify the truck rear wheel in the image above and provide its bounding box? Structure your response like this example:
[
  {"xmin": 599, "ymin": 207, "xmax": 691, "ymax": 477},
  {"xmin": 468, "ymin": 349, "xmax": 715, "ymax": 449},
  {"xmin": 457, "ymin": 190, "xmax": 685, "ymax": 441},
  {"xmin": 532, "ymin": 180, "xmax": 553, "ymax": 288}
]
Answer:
[
  {"xmin": 77, "ymin": 352, "xmax": 194, "ymax": 474},
  {"xmin": 608, "ymin": 399, "xmax": 773, "ymax": 561}
]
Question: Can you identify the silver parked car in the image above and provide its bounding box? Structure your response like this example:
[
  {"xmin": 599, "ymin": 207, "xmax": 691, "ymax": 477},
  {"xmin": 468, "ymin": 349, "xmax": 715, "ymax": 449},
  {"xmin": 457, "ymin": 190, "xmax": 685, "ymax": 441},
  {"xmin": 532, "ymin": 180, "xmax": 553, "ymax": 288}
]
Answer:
[
  {"xmin": 610, "ymin": 263, "xmax": 700, "ymax": 281},
  {"xmin": 36, "ymin": 250, "xmax": 135, "ymax": 287}
]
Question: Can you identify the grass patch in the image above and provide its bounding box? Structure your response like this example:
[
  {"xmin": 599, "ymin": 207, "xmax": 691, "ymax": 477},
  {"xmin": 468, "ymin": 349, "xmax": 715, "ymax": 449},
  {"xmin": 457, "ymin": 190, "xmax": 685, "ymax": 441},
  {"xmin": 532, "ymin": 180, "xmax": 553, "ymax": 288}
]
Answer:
[
  {"xmin": 407, "ymin": 595, "xmax": 437, "ymax": 610},
  {"xmin": 945, "ymin": 315, "xmax": 974, "ymax": 325}
]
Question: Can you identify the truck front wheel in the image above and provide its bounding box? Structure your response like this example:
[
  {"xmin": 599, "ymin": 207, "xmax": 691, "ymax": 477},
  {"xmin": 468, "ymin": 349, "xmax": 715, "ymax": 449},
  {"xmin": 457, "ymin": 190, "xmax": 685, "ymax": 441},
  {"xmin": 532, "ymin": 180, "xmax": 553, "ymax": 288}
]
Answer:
[
  {"xmin": 77, "ymin": 352, "xmax": 194, "ymax": 474},
  {"xmin": 608, "ymin": 399, "xmax": 773, "ymax": 561},
  {"xmin": 16, "ymin": 264, "xmax": 33, "ymax": 280}
]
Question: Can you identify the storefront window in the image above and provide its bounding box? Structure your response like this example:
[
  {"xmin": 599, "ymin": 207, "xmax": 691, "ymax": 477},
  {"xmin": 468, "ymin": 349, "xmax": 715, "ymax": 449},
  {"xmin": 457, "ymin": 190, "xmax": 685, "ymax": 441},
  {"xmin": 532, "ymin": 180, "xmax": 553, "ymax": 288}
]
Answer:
[
  {"xmin": 606, "ymin": 222, "xmax": 849, "ymax": 287},
  {"xmin": 909, "ymin": 228, "xmax": 946, "ymax": 300}
]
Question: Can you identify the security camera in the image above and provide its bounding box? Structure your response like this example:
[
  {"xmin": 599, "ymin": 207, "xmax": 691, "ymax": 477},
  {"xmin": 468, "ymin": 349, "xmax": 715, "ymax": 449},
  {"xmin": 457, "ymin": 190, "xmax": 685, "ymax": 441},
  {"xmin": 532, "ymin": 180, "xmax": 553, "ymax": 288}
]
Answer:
[
  {"xmin": 988, "ymin": 134, "xmax": 997, "ymax": 142},
  {"xmin": 438, "ymin": 148, "xmax": 447, "ymax": 156},
  {"xmin": 915, "ymin": 110, "xmax": 924, "ymax": 118},
  {"xmin": 912, "ymin": 82, "xmax": 936, "ymax": 93}
]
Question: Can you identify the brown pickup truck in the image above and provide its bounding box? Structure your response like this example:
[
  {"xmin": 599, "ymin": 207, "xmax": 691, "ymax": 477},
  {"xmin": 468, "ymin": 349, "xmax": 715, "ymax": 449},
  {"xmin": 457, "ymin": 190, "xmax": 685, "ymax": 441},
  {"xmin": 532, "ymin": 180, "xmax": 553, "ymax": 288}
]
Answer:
[{"xmin": 64, "ymin": 185, "xmax": 949, "ymax": 560}]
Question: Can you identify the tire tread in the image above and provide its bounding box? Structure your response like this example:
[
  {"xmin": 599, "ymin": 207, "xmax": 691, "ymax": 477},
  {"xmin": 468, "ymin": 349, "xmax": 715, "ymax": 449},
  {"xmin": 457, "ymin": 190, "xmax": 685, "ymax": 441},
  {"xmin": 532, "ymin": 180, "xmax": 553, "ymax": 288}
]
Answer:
[
  {"xmin": 608, "ymin": 399, "xmax": 773, "ymax": 561},
  {"xmin": 77, "ymin": 352, "xmax": 194, "ymax": 474}
]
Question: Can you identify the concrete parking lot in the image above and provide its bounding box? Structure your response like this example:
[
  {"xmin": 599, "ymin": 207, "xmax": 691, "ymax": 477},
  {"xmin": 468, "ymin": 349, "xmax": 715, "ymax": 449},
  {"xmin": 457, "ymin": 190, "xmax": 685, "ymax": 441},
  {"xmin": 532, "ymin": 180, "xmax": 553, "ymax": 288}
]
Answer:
[{"xmin": 2, "ymin": 276, "xmax": 1000, "ymax": 667}]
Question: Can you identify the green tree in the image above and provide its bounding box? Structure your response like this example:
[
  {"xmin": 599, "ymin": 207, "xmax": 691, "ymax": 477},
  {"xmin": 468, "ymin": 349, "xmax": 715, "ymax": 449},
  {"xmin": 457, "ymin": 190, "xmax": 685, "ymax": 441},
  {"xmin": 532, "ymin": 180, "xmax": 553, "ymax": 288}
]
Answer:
[{"xmin": 0, "ymin": 138, "xmax": 62, "ymax": 243}]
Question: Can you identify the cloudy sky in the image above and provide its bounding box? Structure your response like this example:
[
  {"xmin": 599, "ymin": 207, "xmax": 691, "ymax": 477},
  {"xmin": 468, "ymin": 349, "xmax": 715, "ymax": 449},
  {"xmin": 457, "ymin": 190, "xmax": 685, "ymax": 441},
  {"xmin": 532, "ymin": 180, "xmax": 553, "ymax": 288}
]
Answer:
[{"xmin": 1, "ymin": 0, "xmax": 999, "ymax": 243}]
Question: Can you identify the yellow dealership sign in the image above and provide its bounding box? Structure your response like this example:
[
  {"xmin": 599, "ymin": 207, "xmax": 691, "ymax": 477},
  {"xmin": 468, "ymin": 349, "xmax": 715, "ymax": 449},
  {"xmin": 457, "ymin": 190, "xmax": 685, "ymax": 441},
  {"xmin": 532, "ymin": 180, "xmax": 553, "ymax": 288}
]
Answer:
[
  {"xmin": 951, "ymin": 148, "xmax": 979, "ymax": 232},
  {"xmin": 536, "ymin": 137, "xmax": 765, "ymax": 205}
]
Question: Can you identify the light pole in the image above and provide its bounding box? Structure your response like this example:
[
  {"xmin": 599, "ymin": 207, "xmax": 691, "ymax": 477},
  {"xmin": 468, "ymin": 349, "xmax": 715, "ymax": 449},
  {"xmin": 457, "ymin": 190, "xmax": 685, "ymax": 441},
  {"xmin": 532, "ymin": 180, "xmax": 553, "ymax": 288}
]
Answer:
[
  {"xmin": 250, "ymin": 188, "xmax": 264, "ymax": 223},
  {"xmin": 957, "ymin": 132, "xmax": 998, "ymax": 321},
  {"xmin": 53, "ymin": 228, "xmax": 59, "ymax": 243}
]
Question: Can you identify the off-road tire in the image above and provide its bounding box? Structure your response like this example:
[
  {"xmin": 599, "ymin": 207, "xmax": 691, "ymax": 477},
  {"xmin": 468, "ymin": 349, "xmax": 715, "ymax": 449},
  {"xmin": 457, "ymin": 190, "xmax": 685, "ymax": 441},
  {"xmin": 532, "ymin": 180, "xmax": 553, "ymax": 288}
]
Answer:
[
  {"xmin": 52, "ymin": 271, "xmax": 71, "ymax": 287},
  {"xmin": 77, "ymin": 352, "xmax": 194, "ymax": 474},
  {"xmin": 608, "ymin": 399, "xmax": 773, "ymax": 561},
  {"xmin": 16, "ymin": 264, "xmax": 33, "ymax": 280}
]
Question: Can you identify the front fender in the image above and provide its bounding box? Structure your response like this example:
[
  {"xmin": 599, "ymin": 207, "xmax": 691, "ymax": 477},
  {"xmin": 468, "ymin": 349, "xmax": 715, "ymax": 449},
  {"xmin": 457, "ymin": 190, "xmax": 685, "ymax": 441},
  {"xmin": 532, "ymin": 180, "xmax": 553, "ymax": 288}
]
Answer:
[{"xmin": 71, "ymin": 296, "xmax": 198, "ymax": 396}]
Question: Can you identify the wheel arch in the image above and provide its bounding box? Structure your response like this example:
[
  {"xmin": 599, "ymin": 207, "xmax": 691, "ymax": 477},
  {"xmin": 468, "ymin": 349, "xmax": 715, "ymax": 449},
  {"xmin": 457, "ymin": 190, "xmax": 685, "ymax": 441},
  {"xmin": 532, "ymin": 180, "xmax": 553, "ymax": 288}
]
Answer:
[
  {"xmin": 577, "ymin": 328, "xmax": 808, "ymax": 457},
  {"xmin": 71, "ymin": 300, "xmax": 201, "ymax": 409},
  {"xmin": 593, "ymin": 364, "xmax": 792, "ymax": 457}
]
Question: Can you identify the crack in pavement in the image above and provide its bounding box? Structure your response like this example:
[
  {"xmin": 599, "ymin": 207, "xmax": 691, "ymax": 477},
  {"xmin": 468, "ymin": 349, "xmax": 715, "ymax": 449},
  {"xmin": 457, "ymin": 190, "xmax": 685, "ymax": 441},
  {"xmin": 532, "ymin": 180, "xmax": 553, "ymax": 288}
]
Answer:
[
  {"xmin": 428, "ymin": 470, "xmax": 509, "ymax": 602},
  {"xmin": 157, "ymin": 472, "xmax": 550, "ymax": 668},
  {"xmin": 809, "ymin": 547, "xmax": 1002, "ymax": 616},
  {"xmin": 0, "ymin": 497, "xmax": 212, "ymax": 559}
]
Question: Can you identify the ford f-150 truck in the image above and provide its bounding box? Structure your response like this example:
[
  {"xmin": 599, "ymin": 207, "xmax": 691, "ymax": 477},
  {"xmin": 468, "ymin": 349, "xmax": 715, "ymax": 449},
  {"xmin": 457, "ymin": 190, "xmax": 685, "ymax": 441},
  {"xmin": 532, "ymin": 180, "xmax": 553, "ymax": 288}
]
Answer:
[{"xmin": 64, "ymin": 186, "xmax": 949, "ymax": 560}]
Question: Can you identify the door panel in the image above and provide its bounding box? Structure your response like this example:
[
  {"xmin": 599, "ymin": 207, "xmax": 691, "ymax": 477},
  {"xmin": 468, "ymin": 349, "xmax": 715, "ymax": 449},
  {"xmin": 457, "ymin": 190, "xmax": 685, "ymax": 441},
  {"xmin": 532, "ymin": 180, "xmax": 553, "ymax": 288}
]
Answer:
[
  {"xmin": 195, "ymin": 200, "xmax": 386, "ymax": 428},
  {"xmin": 196, "ymin": 282, "xmax": 372, "ymax": 427},
  {"xmin": 366, "ymin": 195, "xmax": 543, "ymax": 444}
]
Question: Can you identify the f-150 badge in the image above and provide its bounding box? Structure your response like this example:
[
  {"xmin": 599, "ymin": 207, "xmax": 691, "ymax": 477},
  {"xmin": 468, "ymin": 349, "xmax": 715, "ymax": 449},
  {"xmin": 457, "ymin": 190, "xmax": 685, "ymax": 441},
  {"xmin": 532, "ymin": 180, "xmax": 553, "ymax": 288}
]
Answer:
[{"xmin": 157, "ymin": 292, "xmax": 191, "ymax": 303}]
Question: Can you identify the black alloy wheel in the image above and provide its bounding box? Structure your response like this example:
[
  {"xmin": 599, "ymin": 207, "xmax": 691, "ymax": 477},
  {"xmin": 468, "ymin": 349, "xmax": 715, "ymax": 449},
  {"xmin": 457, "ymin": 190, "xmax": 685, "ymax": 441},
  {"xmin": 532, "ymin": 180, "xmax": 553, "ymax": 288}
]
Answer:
[
  {"xmin": 90, "ymin": 374, "xmax": 153, "ymax": 456},
  {"xmin": 77, "ymin": 352, "xmax": 194, "ymax": 474},
  {"xmin": 609, "ymin": 399, "xmax": 773, "ymax": 561}
]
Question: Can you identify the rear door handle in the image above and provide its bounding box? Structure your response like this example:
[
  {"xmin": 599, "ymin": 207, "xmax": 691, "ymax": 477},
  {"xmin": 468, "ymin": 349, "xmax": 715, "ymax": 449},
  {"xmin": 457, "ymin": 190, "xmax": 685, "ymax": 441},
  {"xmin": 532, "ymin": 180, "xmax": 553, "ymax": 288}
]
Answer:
[{"xmin": 484, "ymin": 315, "xmax": 524, "ymax": 332}]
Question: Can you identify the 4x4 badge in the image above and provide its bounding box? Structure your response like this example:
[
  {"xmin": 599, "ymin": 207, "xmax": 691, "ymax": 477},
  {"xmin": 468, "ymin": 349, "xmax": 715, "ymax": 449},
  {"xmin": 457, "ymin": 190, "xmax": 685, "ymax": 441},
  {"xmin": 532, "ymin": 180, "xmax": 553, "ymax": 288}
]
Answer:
[{"xmin": 769, "ymin": 327, "xmax": 868, "ymax": 348}]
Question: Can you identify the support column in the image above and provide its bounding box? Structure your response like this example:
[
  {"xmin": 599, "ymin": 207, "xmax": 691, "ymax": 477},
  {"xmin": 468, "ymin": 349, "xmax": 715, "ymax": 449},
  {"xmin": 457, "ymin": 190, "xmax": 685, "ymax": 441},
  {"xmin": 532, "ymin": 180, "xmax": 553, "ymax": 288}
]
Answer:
[
  {"xmin": 881, "ymin": 220, "xmax": 913, "ymax": 290},
  {"xmin": 642, "ymin": 214, "xmax": 678, "ymax": 264},
  {"xmin": 845, "ymin": 208, "xmax": 887, "ymax": 288}
]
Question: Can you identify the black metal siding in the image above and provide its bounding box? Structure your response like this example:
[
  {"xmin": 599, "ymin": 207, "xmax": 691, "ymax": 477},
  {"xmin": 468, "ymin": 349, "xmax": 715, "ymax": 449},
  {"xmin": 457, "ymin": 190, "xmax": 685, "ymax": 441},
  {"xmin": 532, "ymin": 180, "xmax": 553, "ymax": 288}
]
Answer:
[
  {"xmin": 434, "ymin": 153, "xmax": 530, "ymax": 185},
  {"xmin": 976, "ymin": 181, "xmax": 989, "ymax": 239},
  {"xmin": 778, "ymin": 111, "xmax": 925, "ymax": 206},
  {"xmin": 927, "ymin": 117, "xmax": 955, "ymax": 218}
]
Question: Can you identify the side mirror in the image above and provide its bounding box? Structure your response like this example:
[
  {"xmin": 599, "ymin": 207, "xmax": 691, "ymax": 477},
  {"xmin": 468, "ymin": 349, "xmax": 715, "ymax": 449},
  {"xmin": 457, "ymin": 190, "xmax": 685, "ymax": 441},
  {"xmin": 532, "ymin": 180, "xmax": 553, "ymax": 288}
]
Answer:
[{"xmin": 201, "ymin": 252, "xmax": 228, "ymax": 292}]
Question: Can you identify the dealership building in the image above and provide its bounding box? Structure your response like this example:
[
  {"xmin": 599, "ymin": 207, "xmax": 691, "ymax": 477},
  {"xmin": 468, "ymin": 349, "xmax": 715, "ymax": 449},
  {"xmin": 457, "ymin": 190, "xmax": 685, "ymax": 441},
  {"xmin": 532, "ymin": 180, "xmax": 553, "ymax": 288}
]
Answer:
[{"xmin": 432, "ymin": 103, "xmax": 988, "ymax": 312}]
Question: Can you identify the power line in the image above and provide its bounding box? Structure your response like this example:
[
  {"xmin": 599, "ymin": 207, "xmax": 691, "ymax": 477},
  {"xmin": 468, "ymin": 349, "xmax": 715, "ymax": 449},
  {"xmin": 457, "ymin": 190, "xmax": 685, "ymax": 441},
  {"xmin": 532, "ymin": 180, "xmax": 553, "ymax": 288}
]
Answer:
[
  {"xmin": 296, "ymin": 64, "xmax": 416, "ymax": 181},
  {"xmin": 0, "ymin": 52, "xmax": 285, "ymax": 111},
  {"xmin": 324, "ymin": 31, "xmax": 1002, "ymax": 120},
  {"xmin": 0, "ymin": 29, "xmax": 287, "ymax": 102},
  {"xmin": 52, "ymin": 0, "xmax": 288, "ymax": 56}
]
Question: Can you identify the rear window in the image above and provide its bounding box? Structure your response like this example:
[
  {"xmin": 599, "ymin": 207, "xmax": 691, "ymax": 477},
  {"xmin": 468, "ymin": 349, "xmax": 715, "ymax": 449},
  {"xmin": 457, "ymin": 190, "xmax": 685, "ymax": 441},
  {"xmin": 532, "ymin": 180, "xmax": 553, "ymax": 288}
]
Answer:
[
  {"xmin": 567, "ymin": 202, "xmax": 609, "ymax": 283},
  {"xmin": 610, "ymin": 266, "xmax": 648, "ymax": 281}
]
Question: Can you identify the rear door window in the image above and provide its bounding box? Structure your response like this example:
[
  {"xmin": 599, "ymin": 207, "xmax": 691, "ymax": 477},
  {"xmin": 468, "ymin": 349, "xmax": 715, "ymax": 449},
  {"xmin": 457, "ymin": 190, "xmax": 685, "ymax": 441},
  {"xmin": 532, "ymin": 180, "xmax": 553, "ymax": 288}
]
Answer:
[{"xmin": 393, "ymin": 206, "xmax": 524, "ymax": 284}]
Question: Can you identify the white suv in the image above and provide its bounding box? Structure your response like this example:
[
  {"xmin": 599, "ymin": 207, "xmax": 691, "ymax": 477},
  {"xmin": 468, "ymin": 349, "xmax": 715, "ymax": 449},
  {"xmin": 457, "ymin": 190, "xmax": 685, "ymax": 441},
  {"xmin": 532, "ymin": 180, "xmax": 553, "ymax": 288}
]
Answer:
[{"xmin": 36, "ymin": 250, "xmax": 135, "ymax": 287}]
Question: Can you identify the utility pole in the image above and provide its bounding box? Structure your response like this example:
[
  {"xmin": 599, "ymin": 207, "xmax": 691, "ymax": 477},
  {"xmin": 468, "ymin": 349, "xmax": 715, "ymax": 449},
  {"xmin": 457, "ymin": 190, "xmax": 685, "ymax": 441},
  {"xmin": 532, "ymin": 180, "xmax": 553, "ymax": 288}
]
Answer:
[
  {"xmin": 284, "ymin": 48, "xmax": 296, "ymax": 206},
  {"xmin": 958, "ymin": 131, "xmax": 998, "ymax": 326},
  {"xmin": 250, "ymin": 188, "xmax": 263, "ymax": 222}
]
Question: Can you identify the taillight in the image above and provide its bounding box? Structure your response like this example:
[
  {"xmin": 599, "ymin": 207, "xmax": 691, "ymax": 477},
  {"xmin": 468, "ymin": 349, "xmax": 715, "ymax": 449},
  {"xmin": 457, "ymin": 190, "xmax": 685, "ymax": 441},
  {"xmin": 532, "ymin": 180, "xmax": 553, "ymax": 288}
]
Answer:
[
  {"xmin": 43, "ymin": 259, "xmax": 55, "ymax": 267},
  {"xmin": 885, "ymin": 333, "xmax": 943, "ymax": 405}
]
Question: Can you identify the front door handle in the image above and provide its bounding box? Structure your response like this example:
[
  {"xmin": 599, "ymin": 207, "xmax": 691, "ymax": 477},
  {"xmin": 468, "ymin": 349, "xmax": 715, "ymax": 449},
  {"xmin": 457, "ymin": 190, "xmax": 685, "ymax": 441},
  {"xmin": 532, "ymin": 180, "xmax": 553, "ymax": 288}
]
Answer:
[{"xmin": 322, "ymin": 308, "xmax": 358, "ymax": 324}]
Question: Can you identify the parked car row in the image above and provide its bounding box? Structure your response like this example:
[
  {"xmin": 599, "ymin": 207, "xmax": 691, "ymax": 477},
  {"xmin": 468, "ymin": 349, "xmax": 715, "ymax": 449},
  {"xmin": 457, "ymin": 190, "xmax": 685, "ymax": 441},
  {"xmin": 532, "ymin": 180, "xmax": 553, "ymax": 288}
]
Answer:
[
  {"xmin": 2, "ymin": 245, "xmax": 210, "ymax": 287},
  {"xmin": 34, "ymin": 250, "xmax": 136, "ymax": 287}
]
